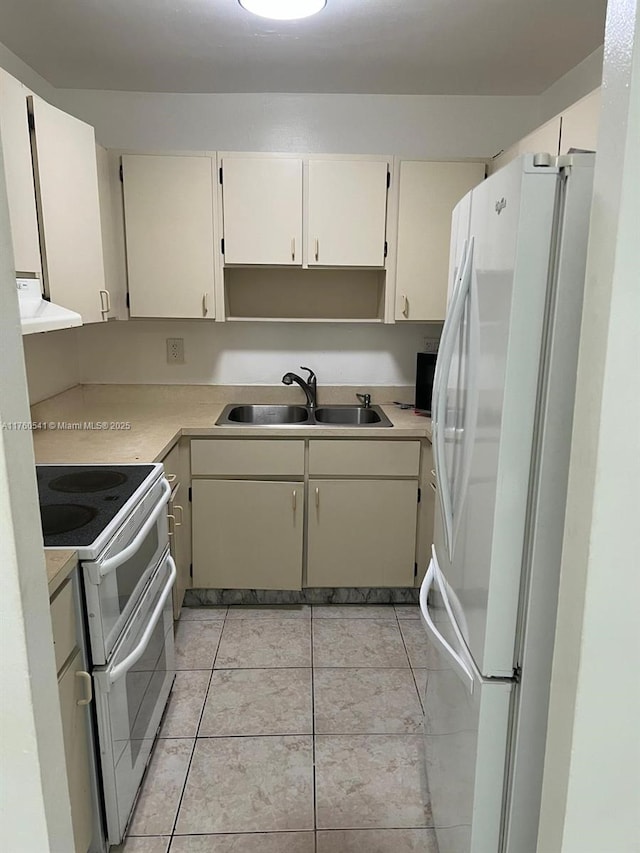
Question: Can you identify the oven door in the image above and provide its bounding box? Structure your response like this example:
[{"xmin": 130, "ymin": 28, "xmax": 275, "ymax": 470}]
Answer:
[
  {"xmin": 93, "ymin": 549, "xmax": 176, "ymax": 846},
  {"xmin": 83, "ymin": 477, "xmax": 171, "ymax": 664}
]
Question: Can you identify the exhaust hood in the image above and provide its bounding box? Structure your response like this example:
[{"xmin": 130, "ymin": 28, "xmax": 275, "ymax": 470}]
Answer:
[{"xmin": 17, "ymin": 277, "xmax": 82, "ymax": 335}]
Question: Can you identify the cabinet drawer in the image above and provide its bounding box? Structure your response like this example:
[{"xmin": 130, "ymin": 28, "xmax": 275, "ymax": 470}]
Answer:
[
  {"xmin": 309, "ymin": 440, "xmax": 420, "ymax": 477},
  {"xmin": 50, "ymin": 578, "xmax": 77, "ymax": 673},
  {"xmin": 191, "ymin": 439, "xmax": 305, "ymax": 476},
  {"xmin": 162, "ymin": 442, "xmax": 180, "ymax": 482}
]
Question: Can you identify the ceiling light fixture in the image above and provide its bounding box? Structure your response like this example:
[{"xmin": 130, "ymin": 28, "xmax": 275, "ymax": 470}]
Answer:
[{"xmin": 238, "ymin": 0, "xmax": 326, "ymax": 21}]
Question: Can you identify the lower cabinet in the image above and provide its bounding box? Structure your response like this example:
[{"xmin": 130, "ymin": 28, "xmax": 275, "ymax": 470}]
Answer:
[
  {"xmin": 192, "ymin": 479, "xmax": 304, "ymax": 589},
  {"xmin": 307, "ymin": 479, "xmax": 418, "ymax": 587},
  {"xmin": 58, "ymin": 649, "xmax": 93, "ymax": 853}
]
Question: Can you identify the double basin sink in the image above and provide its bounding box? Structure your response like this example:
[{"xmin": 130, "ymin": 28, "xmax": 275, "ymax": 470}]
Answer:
[{"xmin": 216, "ymin": 404, "xmax": 393, "ymax": 428}]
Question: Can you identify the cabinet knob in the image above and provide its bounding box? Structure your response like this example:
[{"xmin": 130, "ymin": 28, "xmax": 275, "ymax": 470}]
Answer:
[
  {"xmin": 167, "ymin": 513, "xmax": 176, "ymax": 536},
  {"xmin": 402, "ymin": 294, "xmax": 409, "ymax": 318},
  {"xmin": 291, "ymin": 237, "xmax": 296, "ymax": 261},
  {"xmin": 292, "ymin": 489, "xmax": 297, "ymax": 512},
  {"xmin": 314, "ymin": 238, "xmax": 319, "ymax": 262},
  {"xmin": 175, "ymin": 505, "xmax": 184, "ymax": 526},
  {"xmin": 203, "ymin": 292, "xmax": 209, "ymax": 316},
  {"xmin": 315, "ymin": 487, "xmax": 320, "ymax": 509}
]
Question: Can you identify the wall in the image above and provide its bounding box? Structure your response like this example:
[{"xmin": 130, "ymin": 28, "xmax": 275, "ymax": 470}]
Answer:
[
  {"xmin": 54, "ymin": 89, "xmax": 538, "ymax": 160},
  {"xmin": 0, "ymin": 119, "xmax": 74, "ymax": 853},
  {"xmin": 538, "ymin": 46, "xmax": 604, "ymax": 125},
  {"xmin": 537, "ymin": 2, "xmax": 640, "ymax": 850},
  {"xmin": 22, "ymin": 327, "xmax": 80, "ymax": 403},
  {"xmin": 75, "ymin": 319, "xmax": 434, "ymax": 388}
]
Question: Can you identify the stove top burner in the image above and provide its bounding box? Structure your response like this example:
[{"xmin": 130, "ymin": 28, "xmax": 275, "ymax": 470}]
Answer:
[
  {"xmin": 49, "ymin": 469, "xmax": 128, "ymax": 494},
  {"xmin": 40, "ymin": 504, "xmax": 98, "ymax": 536}
]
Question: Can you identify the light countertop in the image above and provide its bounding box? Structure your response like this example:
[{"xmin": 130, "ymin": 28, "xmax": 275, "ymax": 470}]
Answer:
[
  {"xmin": 46, "ymin": 549, "xmax": 78, "ymax": 597},
  {"xmin": 32, "ymin": 384, "xmax": 432, "ymax": 465}
]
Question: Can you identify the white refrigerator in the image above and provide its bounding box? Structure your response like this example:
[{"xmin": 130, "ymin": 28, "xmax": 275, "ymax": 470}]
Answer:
[{"xmin": 420, "ymin": 153, "xmax": 595, "ymax": 853}]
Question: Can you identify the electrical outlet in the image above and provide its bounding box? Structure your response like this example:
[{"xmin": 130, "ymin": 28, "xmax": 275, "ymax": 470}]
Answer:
[
  {"xmin": 166, "ymin": 338, "xmax": 184, "ymax": 364},
  {"xmin": 424, "ymin": 338, "xmax": 439, "ymax": 354}
]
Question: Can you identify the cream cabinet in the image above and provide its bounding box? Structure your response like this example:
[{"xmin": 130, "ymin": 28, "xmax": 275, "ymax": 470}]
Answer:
[
  {"xmin": 559, "ymin": 88, "xmax": 601, "ymax": 154},
  {"xmin": 122, "ymin": 154, "xmax": 216, "ymax": 318},
  {"xmin": 307, "ymin": 479, "xmax": 418, "ymax": 587},
  {"xmin": 192, "ymin": 479, "xmax": 304, "ymax": 589},
  {"xmin": 307, "ymin": 159, "xmax": 389, "ymax": 267},
  {"xmin": 394, "ymin": 161, "xmax": 485, "ymax": 321},
  {"xmin": 0, "ymin": 69, "xmax": 41, "ymax": 275},
  {"xmin": 49, "ymin": 574, "xmax": 96, "ymax": 853},
  {"xmin": 220, "ymin": 155, "xmax": 303, "ymax": 265},
  {"xmin": 164, "ymin": 441, "xmax": 192, "ymax": 620},
  {"xmin": 28, "ymin": 95, "xmax": 107, "ymax": 324}
]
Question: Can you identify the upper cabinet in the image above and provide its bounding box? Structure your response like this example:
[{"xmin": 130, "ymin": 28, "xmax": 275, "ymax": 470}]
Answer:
[
  {"xmin": 307, "ymin": 159, "xmax": 389, "ymax": 267},
  {"xmin": 490, "ymin": 88, "xmax": 601, "ymax": 175},
  {"xmin": 559, "ymin": 88, "xmax": 601, "ymax": 154},
  {"xmin": 122, "ymin": 154, "xmax": 216, "ymax": 319},
  {"xmin": 220, "ymin": 155, "xmax": 303, "ymax": 265},
  {"xmin": 394, "ymin": 160, "xmax": 485, "ymax": 321},
  {"xmin": 0, "ymin": 69, "xmax": 41, "ymax": 275},
  {"xmin": 29, "ymin": 95, "xmax": 107, "ymax": 324}
]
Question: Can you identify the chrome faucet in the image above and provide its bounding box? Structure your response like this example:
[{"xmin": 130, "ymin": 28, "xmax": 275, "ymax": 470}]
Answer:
[
  {"xmin": 356, "ymin": 393, "xmax": 371, "ymax": 409},
  {"xmin": 282, "ymin": 366, "xmax": 317, "ymax": 409}
]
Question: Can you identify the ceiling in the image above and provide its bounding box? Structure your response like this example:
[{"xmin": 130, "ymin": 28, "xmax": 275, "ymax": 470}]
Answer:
[{"xmin": 0, "ymin": 0, "xmax": 607, "ymax": 95}]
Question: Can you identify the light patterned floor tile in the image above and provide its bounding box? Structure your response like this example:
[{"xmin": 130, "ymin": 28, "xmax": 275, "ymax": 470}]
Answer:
[
  {"xmin": 314, "ymin": 668, "xmax": 423, "ymax": 734},
  {"xmin": 227, "ymin": 605, "xmax": 311, "ymax": 619},
  {"xmin": 412, "ymin": 669, "xmax": 428, "ymax": 709},
  {"xmin": 215, "ymin": 619, "xmax": 311, "ymax": 668},
  {"xmin": 174, "ymin": 621, "xmax": 223, "ymax": 670},
  {"xmin": 313, "ymin": 619, "xmax": 409, "ymax": 668},
  {"xmin": 316, "ymin": 829, "xmax": 438, "ymax": 852},
  {"xmin": 399, "ymin": 620, "xmax": 443, "ymax": 670},
  {"xmin": 128, "ymin": 739, "xmax": 194, "ymax": 836},
  {"xmin": 312, "ymin": 605, "xmax": 397, "ymax": 619},
  {"xmin": 199, "ymin": 668, "xmax": 312, "ymax": 736},
  {"xmin": 159, "ymin": 671, "xmax": 211, "ymax": 738},
  {"xmin": 180, "ymin": 607, "xmax": 227, "ymax": 621},
  {"xmin": 169, "ymin": 832, "xmax": 315, "ymax": 852},
  {"xmin": 175, "ymin": 736, "xmax": 314, "ymax": 834},
  {"xmin": 315, "ymin": 735, "xmax": 431, "ymax": 829},
  {"xmin": 394, "ymin": 604, "xmax": 420, "ymax": 620},
  {"xmin": 113, "ymin": 838, "xmax": 170, "ymax": 853}
]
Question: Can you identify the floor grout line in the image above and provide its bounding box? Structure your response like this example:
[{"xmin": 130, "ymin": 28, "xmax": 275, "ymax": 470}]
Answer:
[{"xmin": 310, "ymin": 611, "xmax": 318, "ymax": 853}]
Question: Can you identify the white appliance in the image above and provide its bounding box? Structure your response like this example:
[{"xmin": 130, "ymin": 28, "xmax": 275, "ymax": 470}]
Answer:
[
  {"xmin": 17, "ymin": 276, "xmax": 82, "ymax": 333},
  {"xmin": 37, "ymin": 463, "xmax": 176, "ymax": 846},
  {"xmin": 420, "ymin": 153, "xmax": 595, "ymax": 853}
]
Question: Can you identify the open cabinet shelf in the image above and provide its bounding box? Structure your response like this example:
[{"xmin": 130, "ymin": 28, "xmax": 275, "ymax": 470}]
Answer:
[{"xmin": 223, "ymin": 267, "xmax": 386, "ymax": 322}]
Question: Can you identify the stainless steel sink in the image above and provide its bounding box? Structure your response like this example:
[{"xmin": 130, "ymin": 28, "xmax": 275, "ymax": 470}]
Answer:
[
  {"xmin": 220, "ymin": 404, "xmax": 311, "ymax": 425},
  {"xmin": 313, "ymin": 405, "xmax": 392, "ymax": 426},
  {"xmin": 216, "ymin": 403, "xmax": 392, "ymax": 427}
]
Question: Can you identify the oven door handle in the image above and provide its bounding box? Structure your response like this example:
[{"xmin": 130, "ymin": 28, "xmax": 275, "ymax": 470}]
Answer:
[
  {"xmin": 96, "ymin": 478, "xmax": 171, "ymax": 580},
  {"xmin": 108, "ymin": 555, "xmax": 176, "ymax": 685}
]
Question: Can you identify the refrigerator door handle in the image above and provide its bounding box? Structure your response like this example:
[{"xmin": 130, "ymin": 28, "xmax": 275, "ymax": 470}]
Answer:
[
  {"xmin": 420, "ymin": 561, "xmax": 474, "ymax": 693},
  {"xmin": 433, "ymin": 236, "xmax": 475, "ymax": 558}
]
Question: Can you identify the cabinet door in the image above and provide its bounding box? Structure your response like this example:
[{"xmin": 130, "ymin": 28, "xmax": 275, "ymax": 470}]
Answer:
[
  {"xmin": 192, "ymin": 480, "xmax": 303, "ymax": 589},
  {"xmin": 395, "ymin": 161, "xmax": 485, "ymax": 321},
  {"xmin": 517, "ymin": 115, "xmax": 562, "ymax": 158},
  {"xmin": 58, "ymin": 649, "xmax": 93, "ymax": 853},
  {"xmin": 307, "ymin": 479, "xmax": 418, "ymax": 587},
  {"xmin": 122, "ymin": 154, "xmax": 215, "ymax": 318},
  {"xmin": 0, "ymin": 70, "xmax": 41, "ymax": 275},
  {"xmin": 169, "ymin": 481, "xmax": 189, "ymax": 620},
  {"xmin": 29, "ymin": 95, "xmax": 106, "ymax": 324},
  {"xmin": 221, "ymin": 156, "xmax": 303, "ymax": 265},
  {"xmin": 307, "ymin": 159, "xmax": 388, "ymax": 267},
  {"xmin": 559, "ymin": 88, "xmax": 601, "ymax": 154}
]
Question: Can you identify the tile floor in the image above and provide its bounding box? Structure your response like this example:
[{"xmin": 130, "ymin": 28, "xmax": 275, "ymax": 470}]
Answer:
[{"xmin": 115, "ymin": 603, "xmax": 436, "ymax": 853}]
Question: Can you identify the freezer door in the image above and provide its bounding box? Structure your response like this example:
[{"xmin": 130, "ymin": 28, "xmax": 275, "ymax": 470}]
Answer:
[
  {"xmin": 434, "ymin": 156, "xmax": 560, "ymax": 676},
  {"xmin": 420, "ymin": 561, "xmax": 513, "ymax": 853}
]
